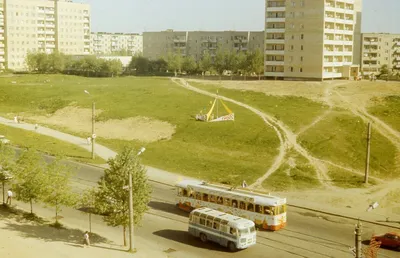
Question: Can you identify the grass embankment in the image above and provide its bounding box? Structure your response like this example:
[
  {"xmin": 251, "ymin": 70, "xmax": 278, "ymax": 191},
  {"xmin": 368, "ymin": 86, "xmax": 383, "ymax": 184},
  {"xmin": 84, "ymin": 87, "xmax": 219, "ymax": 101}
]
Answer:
[
  {"xmin": 189, "ymin": 81, "xmax": 399, "ymax": 188},
  {"xmin": 190, "ymin": 81, "xmax": 329, "ymax": 132},
  {"xmin": 0, "ymin": 75, "xmax": 280, "ymax": 185},
  {"xmin": 0, "ymin": 124, "xmax": 105, "ymax": 164},
  {"xmin": 368, "ymin": 95, "xmax": 400, "ymax": 132}
]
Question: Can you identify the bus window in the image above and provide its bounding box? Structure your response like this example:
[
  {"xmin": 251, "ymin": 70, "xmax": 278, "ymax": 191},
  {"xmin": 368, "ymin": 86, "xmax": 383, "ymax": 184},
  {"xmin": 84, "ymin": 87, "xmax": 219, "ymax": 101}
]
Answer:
[
  {"xmin": 224, "ymin": 198, "xmax": 231, "ymax": 206},
  {"xmin": 229, "ymin": 227, "xmax": 238, "ymax": 236},
  {"xmin": 247, "ymin": 203, "xmax": 254, "ymax": 212},
  {"xmin": 210, "ymin": 195, "xmax": 216, "ymax": 203},
  {"xmin": 232, "ymin": 199, "xmax": 238, "ymax": 208},
  {"xmin": 189, "ymin": 214, "xmax": 192, "ymax": 221},
  {"xmin": 255, "ymin": 205, "xmax": 263, "ymax": 214},
  {"xmin": 282, "ymin": 204, "xmax": 287, "ymax": 213},
  {"xmin": 189, "ymin": 191, "xmax": 194, "ymax": 198},
  {"xmin": 213, "ymin": 222, "xmax": 220, "ymax": 230},
  {"xmin": 239, "ymin": 201, "xmax": 246, "ymax": 210},
  {"xmin": 199, "ymin": 218, "xmax": 205, "ymax": 225},
  {"xmin": 264, "ymin": 206, "xmax": 274, "ymax": 215},
  {"xmin": 202, "ymin": 193, "xmax": 209, "ymax": 201},
  {"xmin": 217, "ymin": 197, "xmax": 223, "ymax": 205},
  {"xmin": 206, "ymin": 219, "xmax": 213, "ymax": 228},
  {"xmin": 182, "ymin": 189, "xmax": 188, "ymax": 197},
  {"xmin": 195, "ymin": 192, "xmax": 202, "ymax": 200}
]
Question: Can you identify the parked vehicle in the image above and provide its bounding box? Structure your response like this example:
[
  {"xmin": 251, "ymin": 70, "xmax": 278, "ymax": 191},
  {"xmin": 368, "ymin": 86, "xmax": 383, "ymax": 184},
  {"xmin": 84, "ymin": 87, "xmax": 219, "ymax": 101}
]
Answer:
[
  {"xmin": 188, "ymin": 207, "xmax": 256, "ymax": 252},
  {"xmin": 372, "ymin": 232, "xmax": 400, "ymax": 251}
]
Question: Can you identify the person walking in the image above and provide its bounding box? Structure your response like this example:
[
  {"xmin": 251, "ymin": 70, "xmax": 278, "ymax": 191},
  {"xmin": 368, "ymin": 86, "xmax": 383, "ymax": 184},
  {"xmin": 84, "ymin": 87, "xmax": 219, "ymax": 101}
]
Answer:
[
  {"xmin": 83, "ymin": 231, "xmax": 90, "ymax": 247},
  {"xmin": 242, "ymin": 180, "xmax": 248, "ymax": 188},
  {"xmin": 6, "ymin": 189, "xmax": 13, "ymax": 205}
]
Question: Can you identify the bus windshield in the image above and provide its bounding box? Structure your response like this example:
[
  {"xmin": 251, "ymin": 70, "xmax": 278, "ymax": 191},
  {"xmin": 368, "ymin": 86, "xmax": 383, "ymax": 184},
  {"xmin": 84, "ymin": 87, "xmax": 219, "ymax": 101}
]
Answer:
[{"xmin": 238, "ymin": 228, "xmax": 250, "ymax": 236}]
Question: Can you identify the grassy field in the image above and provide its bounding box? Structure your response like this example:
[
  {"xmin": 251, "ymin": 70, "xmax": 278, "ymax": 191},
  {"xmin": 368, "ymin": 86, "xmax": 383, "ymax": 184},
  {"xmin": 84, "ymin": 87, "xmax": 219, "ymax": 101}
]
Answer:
[
  {"xmin": 298, "ymin": 110, "xmax": 398, "ymax": 179},
  {"xmin": 0, "ymin": 74, "xmax": 280, "ymax": 185},
  {"xmin": 262, "ymin": 150, "xmax": 320, "ymax": 191},
  {"xmin": 0, "ymin": 124, "xmax": 105, "ymax": 164},
  {"xmin": 368, "ymin": 95, "xmax": 400, "ymax": 132},
  {"xmin": 190, "ymin": 81, "xmax": 329, "ymax": 132}
]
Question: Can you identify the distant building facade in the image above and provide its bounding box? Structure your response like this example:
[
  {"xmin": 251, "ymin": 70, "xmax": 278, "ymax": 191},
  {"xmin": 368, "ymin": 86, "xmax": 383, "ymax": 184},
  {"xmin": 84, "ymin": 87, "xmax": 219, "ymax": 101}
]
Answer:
[
  {"xmin": 1, "ymin": 0, "xmax": 90, "ymax": 71},
  {"xmin": 360, "ymin": 33, "xmax": 400, "ymax": 76},
  {"xmin": 143, "ymin": 30, "xmax": 264, "ymax": 62},
  {"xmin": 91, "ymin": 32, "xmax": 143, "ymax": 56}
]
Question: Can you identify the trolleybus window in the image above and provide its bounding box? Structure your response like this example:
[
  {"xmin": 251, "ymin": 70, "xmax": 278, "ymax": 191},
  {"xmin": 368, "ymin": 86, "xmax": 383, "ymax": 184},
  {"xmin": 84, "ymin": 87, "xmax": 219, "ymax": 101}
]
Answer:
[
  {"xmin": 202, "ymin": 193, "xmax": 208, "ymax": 201},
  {"xmin": 239, "ymin": 201, "xmax": 246, "ymax": 210},
  {"xmin": 223, "ymin": 197, "xmax": 230, "ymax": 206},
  {"xmin": 255, "ymin": 204, "xmax": 262, "ymax": 214},
  {"xmin": 210, "ymin": 195, "xmax": 216, "ymax": 203},
  {"xmin": 232, "ymin": 199, "xmax": 237, "ymax": 207},
  {"xmin": 247, "ymin": 203, "xmax": 254, "ymax": 211}
]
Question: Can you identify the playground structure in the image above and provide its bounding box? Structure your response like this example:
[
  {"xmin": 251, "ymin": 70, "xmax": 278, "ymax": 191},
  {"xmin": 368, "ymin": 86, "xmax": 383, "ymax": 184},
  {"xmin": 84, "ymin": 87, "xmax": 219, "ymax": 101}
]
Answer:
[{"xmin": 195, "ymin": 91, "xmax": 235, "ymax": 122}]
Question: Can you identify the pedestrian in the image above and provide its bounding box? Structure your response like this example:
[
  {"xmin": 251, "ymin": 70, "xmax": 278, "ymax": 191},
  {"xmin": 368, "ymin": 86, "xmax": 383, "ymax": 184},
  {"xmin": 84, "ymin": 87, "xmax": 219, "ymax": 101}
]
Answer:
[
  {"xmin": 83, "ymin": 231, "xmax": 90, "ymax": 247},
  {"xmin": 242, "ymin": 180, "xmax": 248, "ymax": 188},
  {"xmin": 6, "ymin": 189, "xmax": 13, "ymax": 205},
  {"xmin": 34, "ymin": 124, "xmax": 39, "ymax": 131},
  {"xmin": 14, "ymin": 116, "xmax": 18, "ymax": 123},
  {"xmin": 87, "ymin": 137, "xmax": 91, "ymax": 145}
]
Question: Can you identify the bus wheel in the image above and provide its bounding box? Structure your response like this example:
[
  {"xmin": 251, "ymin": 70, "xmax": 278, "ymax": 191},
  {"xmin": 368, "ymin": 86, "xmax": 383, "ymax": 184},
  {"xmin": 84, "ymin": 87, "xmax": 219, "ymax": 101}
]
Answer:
[
  {"xmin": 228, "ymin": 241, "xmax": 237, "ymax": 252},
  {"xmin": 200, "ymin": 233, "xmax": 207, "ymax": 243}
]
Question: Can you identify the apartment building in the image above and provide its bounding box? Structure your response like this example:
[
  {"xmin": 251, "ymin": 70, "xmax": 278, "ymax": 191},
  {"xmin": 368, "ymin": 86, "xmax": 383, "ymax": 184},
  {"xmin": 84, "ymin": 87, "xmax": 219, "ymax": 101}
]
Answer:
[
  {"xmin": 264, "ymin": 0, "xmax": 362, "ymax": 80},
  {"xmin": 360, "ymin": 33, "xmax": 400, "ymax": 76},
  {"xmin": 143, "ymin": 30, "xmax": 264, "ymax": 62},
  {"xmin": 91, "ymin": 32, "xmax": 143, "ymax": 56},
  {"xmin": 1, "ymin": 0, "xmax": 90, "ymax": 71}
]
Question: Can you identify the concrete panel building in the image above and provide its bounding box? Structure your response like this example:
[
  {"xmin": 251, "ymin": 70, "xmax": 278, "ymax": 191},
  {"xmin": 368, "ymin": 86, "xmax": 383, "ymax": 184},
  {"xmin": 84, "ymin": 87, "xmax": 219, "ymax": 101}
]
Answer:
[
  {"xmin": 360, "ymin": 33, "xmax": 400, "ymax": 76},
  {"xmin": 1, "ymin": 0, "xmax": 90, "ymax": 71},
  {"xmin": 264, "ymin": 0, "xmax": 361, "ymax": 80},
  {"xmin": 143, "ymin": 30, "xmax": 264, "ymax": 62},
  {"xmin": 91, "ymin": 32, "xmax": 143, "ymax": 56}
]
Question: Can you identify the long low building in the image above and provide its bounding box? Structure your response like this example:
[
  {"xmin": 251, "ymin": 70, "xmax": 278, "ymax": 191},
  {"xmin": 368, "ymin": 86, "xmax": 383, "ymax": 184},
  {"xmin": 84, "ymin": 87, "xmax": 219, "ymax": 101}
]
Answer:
[{"xmin": 143, "ymin": 30, "xmax": 264, "ymax": 62}]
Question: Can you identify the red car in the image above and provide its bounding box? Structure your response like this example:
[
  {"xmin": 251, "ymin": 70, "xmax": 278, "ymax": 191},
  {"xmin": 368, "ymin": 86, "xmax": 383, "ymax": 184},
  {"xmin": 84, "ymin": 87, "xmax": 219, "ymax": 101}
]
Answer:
[{"xmin": 372, "ymin": 232, "xmax": 400, "ymax": 251}]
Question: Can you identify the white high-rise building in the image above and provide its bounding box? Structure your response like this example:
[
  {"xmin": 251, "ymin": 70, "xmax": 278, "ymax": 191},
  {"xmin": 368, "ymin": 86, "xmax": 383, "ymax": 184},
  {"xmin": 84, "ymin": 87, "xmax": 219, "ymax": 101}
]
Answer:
[
  {"xmin": 2, "ymin": 0, "xmax": 90, "ymax": 71},
  {"xmin": 264, "ymin": 0, "xmax": 362, "ymax": 80},
  {"xmin": 91, "ymin": 32, "xmax": 143, "ymax": 56}
]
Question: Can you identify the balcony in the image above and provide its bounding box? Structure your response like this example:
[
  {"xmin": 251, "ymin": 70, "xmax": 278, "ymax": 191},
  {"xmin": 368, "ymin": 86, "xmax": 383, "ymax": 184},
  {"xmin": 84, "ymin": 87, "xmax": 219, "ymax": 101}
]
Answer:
[
  {"xmin": 265, "ymin": 50, "xmax": 285, "ymax": 55},
  {"xmin": 267, "ymin": 7, "xmax": 285, "ymax": 12},
  {"xmin": 396, "ymin": 57, "xmax": 400, "ymax": 61},
  {"xmin": 343, "ymin": 51, "xmax": 353, "ymax": 56},
  {"xmin": 173, "ymin": 38, "xmax": 186, "ymax": 43},
  {"xmin": 266, "ymin": 28, "xmax": 285, "ymax": 33},
  {"xmin": 323, "ymin": 72, "xmax": 342, "ymax": 78},
  {"xmin": 0, "ymin": 57, "xmax": 5, "ymax": 62},
  {"xmin": 45, "ymin": 30, "xmax": 55, "ymax": 35},
  {"xmin": 323, "ymin": 62, "xmax": 345, "ymax": 67},
  {"xmin": 265, "ymin": 39, "xmax": 285, "ymax": 44},
  {"xmin": 0, "ymin": 36, "xmax": 4, "ymax": 41},
  {"xmin": 46, "ymin": 17, "xmax": 55, "ymax": 22},
  {"xmin": 0, "ymin": 50, "xmax": 4, "ymax": 55},
  {"xmin": 265, "ymin": 61, "xmax": 285, "ymax": 66},
  {"xmin": 266, "ymin": 17, "xmax": 285, "ymax": 23}
]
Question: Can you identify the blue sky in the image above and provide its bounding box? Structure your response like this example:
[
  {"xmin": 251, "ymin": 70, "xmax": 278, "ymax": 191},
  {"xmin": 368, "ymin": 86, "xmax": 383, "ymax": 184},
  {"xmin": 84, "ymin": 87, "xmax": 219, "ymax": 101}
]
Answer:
[{"xmin": 82, "ymin": 0, "xmax": 400, "ymax": 34}]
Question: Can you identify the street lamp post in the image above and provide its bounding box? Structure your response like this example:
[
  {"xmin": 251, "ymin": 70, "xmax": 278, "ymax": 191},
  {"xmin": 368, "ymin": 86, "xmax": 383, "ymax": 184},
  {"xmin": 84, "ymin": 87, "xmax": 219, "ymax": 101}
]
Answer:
[
  {"xmin": 84, "ymin": 90, "xmax": 95, "ymax": 159},
  {"xmin": 128, "ymin": 147, "xmax": 146, "ymax": 253}
]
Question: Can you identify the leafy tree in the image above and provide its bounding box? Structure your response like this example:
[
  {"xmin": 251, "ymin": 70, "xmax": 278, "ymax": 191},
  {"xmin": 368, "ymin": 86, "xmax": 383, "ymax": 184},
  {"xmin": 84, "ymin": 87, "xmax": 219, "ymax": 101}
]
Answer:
[
  {"xmin": 48, "ymin": 51, "xmax": 67, "ymax": 73},
  {"xmin": 79, "ymin": 187, "xmax": 97, "ymax": 233},
  {"xmin": 13, "ymin": 149, "xmax": 48, "ymax": 214},
  {"xmin": 379, "ymin": 64, "xmax": 389, "ymax": 75},
  {"xmin": 149, "ymin": 58, "xmax": 168, "ymax": 73},
  {"xmin": 94, "ymin": 146, "xmax": 151, "ymax": 246},
  {"xmin": 25, "ymin": 51, "xmax": 39, "ymax": 72},
  {"xmin": 0, "ymin": 143, "xmax": 15, "ymax": 204},
  {"xmin": 36, "ymin": 53, "xmax": 50, "ymax": 73},
  {"xmin": 214, "ymin": 48, "xmax": 227, "ymax": 78},
  {"xmin": 129, "ymin": 55, "xmax": 149, "ymax": 75},
  {"xmin": 182, "ymin": 56, "xmax": 197, "ymax": 74},
  {"xmin": 249, "ymin": 49, "xmax": 264, "ymax": 80},
  {"xmin": 225, "ymin": 51, "xmax": 239, "ymax": 78},
  {"xmin": 42, "ymin": 158, "xmax": 76, "ymax": 225},
  {"xmin": 199, "ymin": 51, "xmax": 212, "ymax": 77},
  {"xmin": 107, "ymin": 59, "xmax": 123, "ymax": 77},
  {"xmin": 237, "ymin": 51, "xmax": 250, "ymax": 80},
  {"xmin": 166, "ymin": 51, "xmax": 183, "ymax": 76}
]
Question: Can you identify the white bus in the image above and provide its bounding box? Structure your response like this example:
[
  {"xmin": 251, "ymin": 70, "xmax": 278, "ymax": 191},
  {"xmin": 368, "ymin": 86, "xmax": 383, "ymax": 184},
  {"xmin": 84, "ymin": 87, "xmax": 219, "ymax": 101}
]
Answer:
[
  {"xmin": 176, "ymin": 180, "xmax": 287, "ymax": 231},
  {"xmin": 189, "ymin": 207, "xmax": 256, "ymax": 251}
]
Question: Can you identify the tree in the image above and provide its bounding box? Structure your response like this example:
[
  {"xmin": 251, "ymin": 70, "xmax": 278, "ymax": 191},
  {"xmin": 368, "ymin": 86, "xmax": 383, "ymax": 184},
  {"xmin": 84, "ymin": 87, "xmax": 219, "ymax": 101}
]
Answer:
[
  {"xmin": 237, "ymin": 51, "xmax": 250, "ymax": 80},
  {"xmin": 79, "ymin": 188, "xmax": 97, "ymax": 233},
  {"xmin": 166, "ymin": 51, "xmax": 182, "ymax": 76},
  {"xmin": 214, "ymin": 48, "xmax": 227, "ymax": 79},
  {"xmin": 199, "ymin": 51, "xmax": 212, "ymax": 77},
  {"xmin": 107, "ymin": 59, "xmax": 123, "ymax": 77},
  {"xmin": 149, "ymin": 58, "xmax": 168, "ymax": 73},
  {"xmin": 225, "ymin": 51, "xmax": 239, "ymax": 79},
  {"xmin": 25, "ymin": 51, "xmax": 39, "ymax": 72},
  {"xmin": 379, "ymin": 64, "xmax": 389, "ymax": 76},
  {"xmin": 13, "ymin": 149, "xmax": 48, "ymax": 214},
  {"xmin": 42, "ymin": 158, "xmax": 76, "ymax": 225},
  {"xmin": 94, "ymin": 146, "xmax": 151, "ymax": 246},
  {"xmin": 48, "ymin": 51, "xmax": 67, "ymax": 73},
  {"xmin": 249, "ymin": 49, "xmax": 264, "ymax": 80},
  {"xmin": 182, "ymin": 56, "xmax": 197, "ymax": 75},
  {"xmin": 0, "ymin": 143, "xmax": 15, "ymax": 205}
]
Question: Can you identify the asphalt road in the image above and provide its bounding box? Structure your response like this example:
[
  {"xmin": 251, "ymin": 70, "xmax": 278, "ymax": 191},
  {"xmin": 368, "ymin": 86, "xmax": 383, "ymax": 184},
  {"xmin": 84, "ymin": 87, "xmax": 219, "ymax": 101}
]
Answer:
[{"xmin": 60, "ymin": 161, "xmax": 399, "ymax": 258}]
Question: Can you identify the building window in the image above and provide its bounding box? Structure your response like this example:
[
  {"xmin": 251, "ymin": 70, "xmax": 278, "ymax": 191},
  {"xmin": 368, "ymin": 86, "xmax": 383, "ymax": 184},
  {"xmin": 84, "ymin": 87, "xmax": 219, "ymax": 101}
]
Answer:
[
  {"xmin": 300, "ymin": 0, "xmax": 304, "ymax": 7},
  {"xmin": 291, "ymin": 1, "xmax": 296, "ymax": 7},
  {"xmin": 290, "ymin": 45, "xmax": 294, "ymax": 50},
  {"xmin": 300, "ymin": 68, "xmax": 303, "ymax": 72},
  {"xmin": 290, "ymin": 67, "xmax": 294, "ymax": 72},
  {"xmin": 300, "ymin": 24, "xmax": 304, "ymax": 29},
  {"xmin": 301, "ymin": 34, "xmax": 304, "ymax": 39},
  {"xmin": 291, "ymin": 35, "xmax": 294, "ymax": 40},
  {"xmin": 301, "ymin": 56, "xmax": 304, "ymax": 62},
  {"xmin": 301, "ymin": 45, "xmax": 304, "ymax": 50}
]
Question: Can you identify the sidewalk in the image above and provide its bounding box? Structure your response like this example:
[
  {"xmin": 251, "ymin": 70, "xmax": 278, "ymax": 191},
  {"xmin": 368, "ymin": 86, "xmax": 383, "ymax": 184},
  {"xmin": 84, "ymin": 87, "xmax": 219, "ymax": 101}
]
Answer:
[{"xmin": 1, "ymin": 116, "xmax": 399, "ymax": 229}]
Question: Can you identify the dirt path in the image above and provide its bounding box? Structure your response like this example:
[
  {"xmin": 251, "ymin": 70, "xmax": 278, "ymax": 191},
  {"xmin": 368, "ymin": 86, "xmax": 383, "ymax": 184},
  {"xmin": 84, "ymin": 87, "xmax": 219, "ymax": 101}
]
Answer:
[{"xmin": 172, "ymin": 78, "xmax": 334, "ymax": 189}]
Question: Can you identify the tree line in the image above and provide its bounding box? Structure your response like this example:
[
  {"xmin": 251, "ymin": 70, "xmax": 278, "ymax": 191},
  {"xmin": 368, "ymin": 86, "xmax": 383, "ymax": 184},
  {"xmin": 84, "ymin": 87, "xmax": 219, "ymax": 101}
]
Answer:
[
  {"xmin": 128, "ymin": 48, "xmax": 265, "ymax": 79},
  {"xmin": 25, "ymin": 51, "xmax": 123, "ymax": 77},
  {"xmin": 0, "ymin": 143, "xmax": 151, "ymax": 246}
]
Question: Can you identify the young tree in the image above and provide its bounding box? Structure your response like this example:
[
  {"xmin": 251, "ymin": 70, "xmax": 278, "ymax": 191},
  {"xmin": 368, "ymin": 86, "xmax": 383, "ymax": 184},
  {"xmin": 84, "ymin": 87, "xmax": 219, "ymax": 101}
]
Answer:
[
  {"xmin": 0, "ymin": 143, "xmax": 15, "ymax": 204},
  {"xmin": 42, "ymin": 158, "xmax": 76, "ymax": 225},
  {"xmin": 225, "ymin": 51, "xmax": 239, "ymax": 79},
  {"xmin": 214, "ymin": 48, "xmax": 227, "ymax": 79},
  {"xmin": 250, "ymin": 49, "xmax": 264, "ymax": 80},
  {"xmin": 166, "ymin": 51, "xmax": 183, "ymax": 76},
  {"xmin": 48, "ymin": 51, "xmax": 67, "ymax": 73},
  {"xmin": 237, "ymin": 51, "xmax": 250, "ymax": 80},
  {"xmin": 182, "ymin": 56, "xmax": 197, "ymax": 75},
  {"xmin": 13, "ymin": 149, "xmax": 48, "ymax": 214},
  {"xmin": 25, "ymin": 51, "xmax": 39, "ymax": 72},
  {"xmin": 199, "ymin": 51, "xmax": 212, "ymax": 78},
  {"xmin": 94, "ymin": 146, "xmax": 151, "ymax": 246},
  {"xmin": 79, "ymin": 187, "xmax": 97, "ymax": 233}
]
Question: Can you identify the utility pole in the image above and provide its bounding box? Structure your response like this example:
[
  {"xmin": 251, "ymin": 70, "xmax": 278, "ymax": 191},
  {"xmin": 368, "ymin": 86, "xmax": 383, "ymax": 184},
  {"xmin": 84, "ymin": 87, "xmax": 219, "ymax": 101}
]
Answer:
[
  {"xmin": 128, "ymin": 163, "xmax": 134, "ymax": 252},
  {"xmin": 355, "ymin": 219, "xmax": 362, "ymax": 258},
  {"xmin": 91, "ymin": 101, "xmax": 96, "ymax": 159},
  {"xmin": 364, "ymin": 122, "xmax": 372, "ymax": 184}
]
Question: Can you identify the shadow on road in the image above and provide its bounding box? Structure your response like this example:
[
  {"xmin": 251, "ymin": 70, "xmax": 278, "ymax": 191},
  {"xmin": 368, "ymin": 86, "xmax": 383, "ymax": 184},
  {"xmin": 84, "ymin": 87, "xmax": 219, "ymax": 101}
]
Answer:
[
  {"xmin": 153, "ymin": 229, "xmax": 229, "ymax": 252},
  {"xmin": 148, "ymin": 201, "xmax": 189, "ymax": 218}
]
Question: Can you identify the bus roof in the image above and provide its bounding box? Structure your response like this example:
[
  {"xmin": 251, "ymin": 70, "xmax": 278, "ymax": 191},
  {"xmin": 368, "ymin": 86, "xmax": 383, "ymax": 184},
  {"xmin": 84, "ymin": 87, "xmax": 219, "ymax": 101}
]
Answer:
[
  {"xmin": 190, "ymin": 207, "xmax": 255, "ymax": 229},
  {"xmin": 176, "ymin": 180, "xmax": 286, "ymax": 206}
]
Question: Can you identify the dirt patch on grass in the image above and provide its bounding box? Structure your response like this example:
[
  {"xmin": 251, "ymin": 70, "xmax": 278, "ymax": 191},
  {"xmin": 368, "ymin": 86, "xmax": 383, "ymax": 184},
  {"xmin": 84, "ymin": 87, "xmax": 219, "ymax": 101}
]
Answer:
[{"xmin": 30, "ymin": 106, "xmax": 176, "ymax": 142}]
